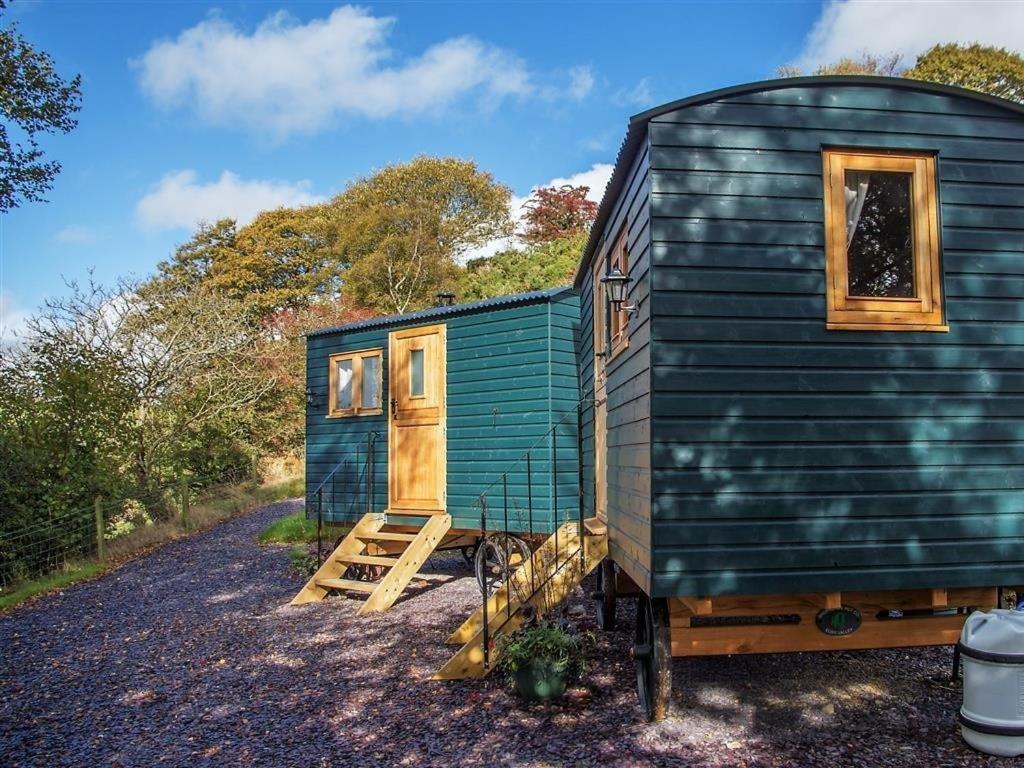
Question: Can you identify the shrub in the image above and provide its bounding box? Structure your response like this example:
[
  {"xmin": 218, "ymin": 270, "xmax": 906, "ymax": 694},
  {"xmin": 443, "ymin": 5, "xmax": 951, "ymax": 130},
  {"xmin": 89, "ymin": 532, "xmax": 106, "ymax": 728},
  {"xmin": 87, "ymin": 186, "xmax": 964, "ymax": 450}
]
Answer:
[
  {"xmin": 104, "ymin": 500, "xmax": 153, "ymax": 540},
  {"xmin": 496, "ymin": 622, "xmax": 584, "ymax": 681}
]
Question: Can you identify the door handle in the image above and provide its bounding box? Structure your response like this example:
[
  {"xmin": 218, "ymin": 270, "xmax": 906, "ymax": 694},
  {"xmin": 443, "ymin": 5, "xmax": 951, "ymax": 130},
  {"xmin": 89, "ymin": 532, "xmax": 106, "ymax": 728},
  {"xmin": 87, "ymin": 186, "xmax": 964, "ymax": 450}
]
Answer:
[{"xmin": 390, "ymin": 397, "xmax": 398, "ymax": 418}]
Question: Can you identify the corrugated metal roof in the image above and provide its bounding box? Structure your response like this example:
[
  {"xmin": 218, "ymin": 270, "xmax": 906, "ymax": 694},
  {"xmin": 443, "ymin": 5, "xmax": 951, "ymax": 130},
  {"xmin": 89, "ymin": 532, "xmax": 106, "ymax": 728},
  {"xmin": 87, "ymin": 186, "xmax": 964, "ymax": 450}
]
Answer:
[
  {"xmin": 307, "ymin": 286, "xmax": 574, "ymax": 337},
  {"xmin": 572, "ymin": 75, "xmax": 1024, "ymax": 290}
]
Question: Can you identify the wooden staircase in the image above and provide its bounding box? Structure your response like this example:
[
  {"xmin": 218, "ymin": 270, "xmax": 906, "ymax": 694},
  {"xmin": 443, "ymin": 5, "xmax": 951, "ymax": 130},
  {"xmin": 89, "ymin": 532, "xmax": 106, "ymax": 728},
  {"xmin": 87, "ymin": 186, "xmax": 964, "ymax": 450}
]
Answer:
[
  {"xmin": 433, "ymin": 520, "xmax": 608, "ymax": 680},
  {"xmin": 290, "ymin": 512, "xmax": 452, "ymax": 614}
]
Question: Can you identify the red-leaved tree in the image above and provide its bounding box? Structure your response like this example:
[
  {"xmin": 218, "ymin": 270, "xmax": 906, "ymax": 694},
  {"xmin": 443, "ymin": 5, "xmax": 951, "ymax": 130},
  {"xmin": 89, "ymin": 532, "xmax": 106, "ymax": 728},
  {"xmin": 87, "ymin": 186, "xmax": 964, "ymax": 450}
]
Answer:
[{"xmin": 521, "ymin": 185, "xmax": 598, "ymax": 244}]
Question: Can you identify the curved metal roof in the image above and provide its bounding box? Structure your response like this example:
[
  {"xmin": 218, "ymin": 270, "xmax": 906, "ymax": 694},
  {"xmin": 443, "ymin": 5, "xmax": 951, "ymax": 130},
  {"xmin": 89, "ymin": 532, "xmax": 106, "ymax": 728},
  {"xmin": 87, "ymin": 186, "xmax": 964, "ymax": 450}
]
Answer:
[
  {"xmin": 307, "ymin": 286, "xmax": 573, "ymax": 337},
  {"xmin": 573, "ymin": 75, "xmax": 1024, "ymax": 288}
]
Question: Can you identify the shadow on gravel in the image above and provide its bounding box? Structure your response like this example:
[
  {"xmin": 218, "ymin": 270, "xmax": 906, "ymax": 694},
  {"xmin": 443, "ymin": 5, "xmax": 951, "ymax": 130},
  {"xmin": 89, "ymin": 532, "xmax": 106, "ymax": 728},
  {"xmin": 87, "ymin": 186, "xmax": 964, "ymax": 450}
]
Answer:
[{"xmin": 0, "ymin": 502, "xmax": 998, "ymax": 768}]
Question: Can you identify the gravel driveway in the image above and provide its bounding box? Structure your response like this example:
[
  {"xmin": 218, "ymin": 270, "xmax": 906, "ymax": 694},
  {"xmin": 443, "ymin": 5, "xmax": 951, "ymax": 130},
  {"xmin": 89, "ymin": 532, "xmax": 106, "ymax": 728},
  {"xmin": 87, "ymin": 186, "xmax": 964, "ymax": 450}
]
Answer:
[{"xmin": 0, "ymin": 500, "xmax": 1014, "ymax": 767}]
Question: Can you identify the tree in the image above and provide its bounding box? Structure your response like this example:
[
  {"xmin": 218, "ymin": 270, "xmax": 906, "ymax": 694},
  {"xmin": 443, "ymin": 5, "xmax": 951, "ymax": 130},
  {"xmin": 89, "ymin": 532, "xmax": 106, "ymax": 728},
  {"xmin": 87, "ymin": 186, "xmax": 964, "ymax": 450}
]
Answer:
[
  {"xmin": 459, "ymin": 232, "xmax": 584, "ymax": 302},
  {"xmin": 31, "ymin": 277, "xmax": 280, "ymax": 488},
  {"xmin": 332, "ymin": 156, "xmax": 513, "ymax": 313},
  {"xmin": 521, "ymin": 185, "xmax": 598, "ymax": 245},
  {"xmin": 906, "ymin": 43, "xmax": 1024, "ymax": 104},
  {"xmin": 152, "ymin": 218, "xmax": 240, "ymax": 300},
  {"xmin": 0, "ymin": 0, "xmax": 82, "ymax": 211},
  {"xmin": 151, "ymin": 207, "xmax": 343, "ymax": 322},
  {"xmin": 777, "ymin": 52, "xmax": 904, "ymax": 78}
]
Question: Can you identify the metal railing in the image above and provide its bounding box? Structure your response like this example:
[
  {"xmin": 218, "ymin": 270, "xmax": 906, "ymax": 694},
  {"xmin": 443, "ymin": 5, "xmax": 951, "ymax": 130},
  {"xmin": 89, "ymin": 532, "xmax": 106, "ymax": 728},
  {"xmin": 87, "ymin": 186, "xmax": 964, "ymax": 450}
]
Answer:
[
  {"xmin": 312, "ymin": 431, "xmax": 379, "ymax": 565},
  {"xmin": 473, "ymin": 401, "xmax": 588, "ymax": 668}
]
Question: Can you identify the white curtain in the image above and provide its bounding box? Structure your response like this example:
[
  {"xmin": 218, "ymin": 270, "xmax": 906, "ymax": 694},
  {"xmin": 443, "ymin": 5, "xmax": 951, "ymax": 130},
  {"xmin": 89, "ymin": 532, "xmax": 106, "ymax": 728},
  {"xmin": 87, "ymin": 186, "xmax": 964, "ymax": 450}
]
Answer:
[{"xmin": 844, "ymin": 172, "xmax": 870, "ymax": 247}]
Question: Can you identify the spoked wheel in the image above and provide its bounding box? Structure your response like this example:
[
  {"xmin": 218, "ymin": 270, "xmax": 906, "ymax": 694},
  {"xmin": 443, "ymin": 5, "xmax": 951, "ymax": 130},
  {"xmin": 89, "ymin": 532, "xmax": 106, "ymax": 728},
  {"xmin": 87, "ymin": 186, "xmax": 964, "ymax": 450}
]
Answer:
[
  {"xmin": 634, "ymin": 594, "xmax": 672, "ymax": 722},
  {"xmin": 474, "ymin": 534, "xmax": 531, "ymax": 595},
  {"xmin": 596, "ymin": 559, "xmax": 617, "ymax": 630},
  {"xmin": 346, "ymin": 563, "xmax": 384, "ymax": 582},
  {"xmin": 347, "ymin": 542, "xmax": 385, "ymax": 583},
  {"xmin": 460, "ymin": 540, "xmax": 479, "ymax": 568}
]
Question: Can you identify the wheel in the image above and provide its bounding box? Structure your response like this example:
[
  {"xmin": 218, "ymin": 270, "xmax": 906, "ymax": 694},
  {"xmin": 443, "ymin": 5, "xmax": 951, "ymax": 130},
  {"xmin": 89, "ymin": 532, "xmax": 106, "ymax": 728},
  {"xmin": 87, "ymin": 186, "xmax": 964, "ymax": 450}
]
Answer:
[
  {"xmin": 347, "ymin": 542, "xmax": 385, "ymax": 583},
  {"xmin": 474, "ymin": 534, "xmax": 531, "ymax": 595},
  {"xmin": 596, "ymin": 559, "xmax": 617, "ymax": 630},
  {"xmin": 634, "ymin": 595, "xmax": 672, "ymax": 722},
  {"xmin": 460, "ymin": 540, "xmax": 479, "ymax": 568}
]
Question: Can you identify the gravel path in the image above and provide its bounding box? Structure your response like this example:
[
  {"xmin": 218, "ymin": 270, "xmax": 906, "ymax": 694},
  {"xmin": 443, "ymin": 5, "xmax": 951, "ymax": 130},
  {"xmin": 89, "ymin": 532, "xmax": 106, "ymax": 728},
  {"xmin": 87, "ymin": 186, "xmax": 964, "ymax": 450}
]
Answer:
[{"xmin": 0, "ymin": 500, "xmax": 1015, "ymax": 767}]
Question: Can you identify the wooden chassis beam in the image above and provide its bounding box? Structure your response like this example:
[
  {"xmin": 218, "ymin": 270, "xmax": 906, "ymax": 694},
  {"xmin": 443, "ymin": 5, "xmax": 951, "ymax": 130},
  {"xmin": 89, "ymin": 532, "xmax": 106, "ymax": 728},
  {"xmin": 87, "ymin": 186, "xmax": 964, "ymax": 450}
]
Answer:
[{"xmin": 668, "ymin": 587, "xmax": 997, "ymax": 657}]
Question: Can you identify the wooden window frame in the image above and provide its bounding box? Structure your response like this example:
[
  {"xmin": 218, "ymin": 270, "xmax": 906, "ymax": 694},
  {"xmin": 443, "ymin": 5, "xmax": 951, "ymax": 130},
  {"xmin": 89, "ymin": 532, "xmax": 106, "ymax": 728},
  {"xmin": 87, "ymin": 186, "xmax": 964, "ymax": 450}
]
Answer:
[
  {"xmin": 608, "ymin": 227, "xmax": 630, "ymax": 358},
  {"xmin": 822, "ymin": 148, "xmax": 947, "ymax": 332},
  {"xmin": 327, "ymin": 347, "xmax": 384, "ymax": 418}
]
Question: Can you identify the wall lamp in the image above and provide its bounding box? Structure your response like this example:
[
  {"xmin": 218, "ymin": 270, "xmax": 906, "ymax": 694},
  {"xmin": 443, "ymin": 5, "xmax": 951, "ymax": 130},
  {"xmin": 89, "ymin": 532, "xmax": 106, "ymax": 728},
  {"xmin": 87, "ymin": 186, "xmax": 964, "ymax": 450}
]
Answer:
[
  {"xmin": 305, "ymin": 387, "xmax": 318, "ymax": 409},
  {"xmin": 601, "ymin": 265, "xmax": 637, "ymax": 314}
]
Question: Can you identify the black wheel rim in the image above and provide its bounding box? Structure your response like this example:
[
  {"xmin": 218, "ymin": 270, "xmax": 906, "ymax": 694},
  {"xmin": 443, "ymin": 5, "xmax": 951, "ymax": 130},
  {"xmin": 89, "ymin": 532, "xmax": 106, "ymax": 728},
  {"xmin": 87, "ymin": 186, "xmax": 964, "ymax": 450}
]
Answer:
[{"xmin": 474, "ymin": 534, "xmax": 531, "ymax": 595}]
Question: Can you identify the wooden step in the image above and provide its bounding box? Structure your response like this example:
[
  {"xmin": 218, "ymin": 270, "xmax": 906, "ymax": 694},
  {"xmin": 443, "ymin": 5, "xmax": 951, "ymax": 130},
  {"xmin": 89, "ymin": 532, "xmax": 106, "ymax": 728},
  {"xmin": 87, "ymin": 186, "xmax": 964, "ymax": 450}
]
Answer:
[
  {"xmin": 337, "ymin": 553, "xmax": 399, "ymax": 567},
  {"xmin": 357, "ymin": 531, "xmax": 417, "ymax": 542},
  {"xmin": 434, "ymin": 525, "xmax": 608, "ymax": 680},
  {"xmin": 316, "ymin": 577, "xmax": 378, "ymax": 593}
]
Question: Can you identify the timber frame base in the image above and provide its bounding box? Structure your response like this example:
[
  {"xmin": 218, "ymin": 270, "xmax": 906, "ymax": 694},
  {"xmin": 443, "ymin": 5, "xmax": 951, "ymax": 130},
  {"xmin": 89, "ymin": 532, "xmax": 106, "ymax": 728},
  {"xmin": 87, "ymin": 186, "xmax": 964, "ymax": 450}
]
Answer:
[{"xmin": 668, "ymin": 587, "xmax": 999, "ymax": 657}]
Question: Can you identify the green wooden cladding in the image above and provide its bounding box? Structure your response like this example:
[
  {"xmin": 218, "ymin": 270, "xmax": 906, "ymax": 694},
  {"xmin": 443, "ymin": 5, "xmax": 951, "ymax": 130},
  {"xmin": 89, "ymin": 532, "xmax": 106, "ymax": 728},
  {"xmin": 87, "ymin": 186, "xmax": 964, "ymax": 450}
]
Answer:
[
  {"xmin": 305, "ymin": 292, "xmax": 581, "ymax": 534},
  {"xmin": 581, "ymin": 78, "xmax": 1024, "ymax": 598}
]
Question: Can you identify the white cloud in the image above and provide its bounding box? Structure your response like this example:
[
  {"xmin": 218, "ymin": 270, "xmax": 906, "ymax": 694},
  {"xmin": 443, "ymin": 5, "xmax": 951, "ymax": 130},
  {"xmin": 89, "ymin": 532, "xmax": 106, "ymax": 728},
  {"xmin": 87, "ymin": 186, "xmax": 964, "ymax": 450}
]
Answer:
[
  {"xmin": 54, "ymin": 225, "xmax": 96, "ymax": 244},
  {"xmin": 136, "ymin": 6, "xmax": 537, "ymax": 138},
  {"xmin": 613, "ymin": 77, "xmax": 653, "ymax": 108},
  {"xmin": 793, "ymin": 0, "xmax": 1024, "ymax": 72},
  {"xmin": 136, "ymin": 170, "xmax": 323, "ymax": 231},
  {"xmin": 0, "ymin": 290, "xmax": 29, "ymax": 350},
  {"xmin": 567, "ymin": 66, "xmax": 595, "ymax": 101},
  {"xmin": 465, "ymin": 163, "xmax": 614, "ymax": 261}
]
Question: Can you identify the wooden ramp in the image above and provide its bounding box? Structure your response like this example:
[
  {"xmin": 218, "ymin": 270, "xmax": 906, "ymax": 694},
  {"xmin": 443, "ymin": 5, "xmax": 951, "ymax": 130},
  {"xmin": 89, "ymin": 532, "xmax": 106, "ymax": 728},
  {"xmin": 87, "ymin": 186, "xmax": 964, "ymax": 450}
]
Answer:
[
  {"xmin": 433, "ymin": 520, "xmax": 608, "ymax": 680},
  {"xmin": 290, "ymin": 512, "xmax": 451, "ymax": 615}
]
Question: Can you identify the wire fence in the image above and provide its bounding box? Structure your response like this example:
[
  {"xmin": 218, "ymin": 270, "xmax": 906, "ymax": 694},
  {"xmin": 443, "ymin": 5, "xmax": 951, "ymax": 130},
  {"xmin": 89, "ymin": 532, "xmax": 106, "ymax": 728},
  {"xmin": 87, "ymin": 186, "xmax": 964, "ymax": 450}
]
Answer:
[{"xmin": 0, "ymin": 465, "xmax": 253, "ymax": 589}]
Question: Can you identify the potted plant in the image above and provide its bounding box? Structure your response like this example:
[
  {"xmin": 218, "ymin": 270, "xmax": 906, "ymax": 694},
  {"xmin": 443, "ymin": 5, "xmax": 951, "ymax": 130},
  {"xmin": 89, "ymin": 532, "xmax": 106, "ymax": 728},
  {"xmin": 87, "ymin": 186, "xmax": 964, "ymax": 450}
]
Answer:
[{"xmin": 496, "ymin": 622, "xmax": 584, "ymax": 702}]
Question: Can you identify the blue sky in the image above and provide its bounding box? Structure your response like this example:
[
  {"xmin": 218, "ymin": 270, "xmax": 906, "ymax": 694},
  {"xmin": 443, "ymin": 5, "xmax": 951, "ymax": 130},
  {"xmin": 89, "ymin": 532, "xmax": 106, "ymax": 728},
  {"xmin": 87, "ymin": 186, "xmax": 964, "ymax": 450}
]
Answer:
[{"xmin": 2, "ymin": 0, "xmax": 1021, "ymax": 342}]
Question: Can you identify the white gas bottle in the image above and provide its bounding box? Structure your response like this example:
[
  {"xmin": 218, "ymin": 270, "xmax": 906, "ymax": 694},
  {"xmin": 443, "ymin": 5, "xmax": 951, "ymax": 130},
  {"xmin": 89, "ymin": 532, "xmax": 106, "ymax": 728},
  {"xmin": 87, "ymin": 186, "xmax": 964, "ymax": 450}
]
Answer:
[{"xmin": 959, "ymin": 608, "xmax": 1024, "ymax": 757}]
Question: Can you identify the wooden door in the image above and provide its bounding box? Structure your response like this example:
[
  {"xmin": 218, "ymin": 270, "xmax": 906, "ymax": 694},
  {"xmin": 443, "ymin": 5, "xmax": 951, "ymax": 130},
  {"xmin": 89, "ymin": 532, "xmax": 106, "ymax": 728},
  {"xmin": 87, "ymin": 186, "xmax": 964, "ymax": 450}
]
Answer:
[
  {"xmin": 388, "ymin": 324, "xmax": 447, "ymax": 512},
  {"xmin": 592, "ymin": 260, "xmax": 608, "ymax": 521}
]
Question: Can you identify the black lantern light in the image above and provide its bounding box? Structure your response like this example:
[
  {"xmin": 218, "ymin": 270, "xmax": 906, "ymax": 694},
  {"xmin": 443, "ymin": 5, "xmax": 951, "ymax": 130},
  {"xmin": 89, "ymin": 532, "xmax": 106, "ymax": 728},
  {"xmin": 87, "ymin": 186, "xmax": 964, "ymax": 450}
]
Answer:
[
  {"xmin": 305, "ymin": 387, "xmax": 318, "ymax": 409},
  {"xmin": 436, "ymin": 291, "xmax": 456, "ymax": 307},
  {"xmin": 601, "ymin": 265, "xmax": 636, "ymax": 313}
]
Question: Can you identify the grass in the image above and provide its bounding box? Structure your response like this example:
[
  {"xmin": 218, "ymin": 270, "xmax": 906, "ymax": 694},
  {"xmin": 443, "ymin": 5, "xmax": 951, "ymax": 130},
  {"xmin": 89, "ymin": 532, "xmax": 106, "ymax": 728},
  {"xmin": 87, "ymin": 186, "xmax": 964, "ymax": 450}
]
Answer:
[
  {"xmin": 258, "ymin": 510, "xmax": 318, "ymax": 543},
  {"xmin": 0, "ymin": 474, "xmax": 305, "ymax": 613},
  {"xmin": 0, "ymin": 562, "xmax": 106, "ymax": 612}
]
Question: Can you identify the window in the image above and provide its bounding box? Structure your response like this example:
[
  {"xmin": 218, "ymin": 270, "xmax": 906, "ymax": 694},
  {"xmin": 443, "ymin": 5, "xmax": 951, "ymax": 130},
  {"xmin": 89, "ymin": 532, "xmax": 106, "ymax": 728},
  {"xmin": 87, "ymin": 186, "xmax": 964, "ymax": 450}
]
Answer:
[
  {"xmin": 822, "ymin": 149, "xmax": 946, "ymax": 331},
  {"xmin": 328, "ymin": 348, "xmax": 383, "ymax": 417},
  {"xmin": 410, "ymin": 348, "xmax": 425, "ymax": 397},
  {"xmin": 609, "ymin": 228, "xmax": 630, "ymax": 357}
]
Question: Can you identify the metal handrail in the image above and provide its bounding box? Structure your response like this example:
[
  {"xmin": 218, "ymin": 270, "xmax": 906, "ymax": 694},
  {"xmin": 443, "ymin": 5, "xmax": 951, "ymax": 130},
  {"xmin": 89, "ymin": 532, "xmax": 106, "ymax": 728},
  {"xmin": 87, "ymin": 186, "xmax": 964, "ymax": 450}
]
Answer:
[
  {"xmin": 474, "ymin": 399, "xmax": 590, "ymax": 670},
  {"xmin": 314, "ymin": 431, "xmax": 378, "ymax": 564}
]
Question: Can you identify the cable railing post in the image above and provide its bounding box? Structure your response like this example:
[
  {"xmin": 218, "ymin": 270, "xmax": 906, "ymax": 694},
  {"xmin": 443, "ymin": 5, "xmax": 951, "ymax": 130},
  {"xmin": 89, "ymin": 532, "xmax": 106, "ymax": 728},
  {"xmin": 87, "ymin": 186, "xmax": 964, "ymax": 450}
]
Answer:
[
  {"xmin": 526, "ymin": 450, "xmax": 535, "ymax": 595},
  {"xmin": 503, "ymin": 473, "xmax": 511, "ymax": 619},
  {"xmin": 366, "ymin": 432, "xmax": 375, "ymax": 514},
  {"xmin": 577, "ymin": 401, "xmax": 585, "ymax": 575},
  {"xmin": 316, "ymin": 487, "xmax": 324, "ymax": 566},
  {"xmin": 552, "ymin": 423, "xmax": 559, "ymax": 566},
  {"xmin": 480, "ymin": 495, "xmax": 490, "ymax": 670}
]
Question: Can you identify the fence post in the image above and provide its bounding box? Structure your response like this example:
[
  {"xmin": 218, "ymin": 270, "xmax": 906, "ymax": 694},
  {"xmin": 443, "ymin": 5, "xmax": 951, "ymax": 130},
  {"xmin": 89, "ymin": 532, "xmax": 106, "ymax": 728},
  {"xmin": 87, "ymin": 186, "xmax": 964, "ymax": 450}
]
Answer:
[
  {"xmin": 180, "ymin": 474, "xmax": 190, "ymax": 531},
  {"xmin": 578, "ymin": 401, "xmax": 586, "ymax": 575},
  {"xmin": 94, "ymin": 495, "xmax": 106, "ymax": 561}
]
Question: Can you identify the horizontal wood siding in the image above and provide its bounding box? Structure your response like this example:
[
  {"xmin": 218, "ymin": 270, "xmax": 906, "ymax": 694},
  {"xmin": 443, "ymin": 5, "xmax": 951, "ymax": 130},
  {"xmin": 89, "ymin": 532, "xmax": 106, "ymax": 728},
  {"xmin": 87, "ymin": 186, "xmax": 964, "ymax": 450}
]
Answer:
[
  {"xmin": 548, "ymin": 294, "xmax": 583, "ymax": 529},
  {"xmin": 446, "ymin": 302, "xmax": 576, "ymax": 534},
  {"xmin": 306, "ymin": 328, "xmax": 389, "ymax": 522},
  {"xmin": 648, "ymin": 83, "xmax": 1024, "ymax": 597},
  {"xmin": 581, "ymin": 139, "xmax": 654, "ymax": 590},
  {"xmin": 307, "ymin": 298, "xmax": 580, "ymax": 533}
]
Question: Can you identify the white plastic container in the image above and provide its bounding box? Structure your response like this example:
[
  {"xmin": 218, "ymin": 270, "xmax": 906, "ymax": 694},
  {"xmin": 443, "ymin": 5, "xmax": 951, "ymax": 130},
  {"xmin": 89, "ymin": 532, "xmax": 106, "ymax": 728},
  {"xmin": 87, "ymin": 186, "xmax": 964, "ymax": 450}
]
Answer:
[{"xmin": 959, "ymin": 609, "xmax": 1024, "ymax": 757}]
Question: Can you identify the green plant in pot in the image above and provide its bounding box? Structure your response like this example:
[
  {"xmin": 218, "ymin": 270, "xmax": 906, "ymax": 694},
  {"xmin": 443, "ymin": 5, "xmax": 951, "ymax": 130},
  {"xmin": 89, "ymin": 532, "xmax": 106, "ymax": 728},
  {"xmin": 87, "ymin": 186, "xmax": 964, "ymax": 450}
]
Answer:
[{"xmin": 496, "ymin": 622, "xmax": 583, "ymax": 702}]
